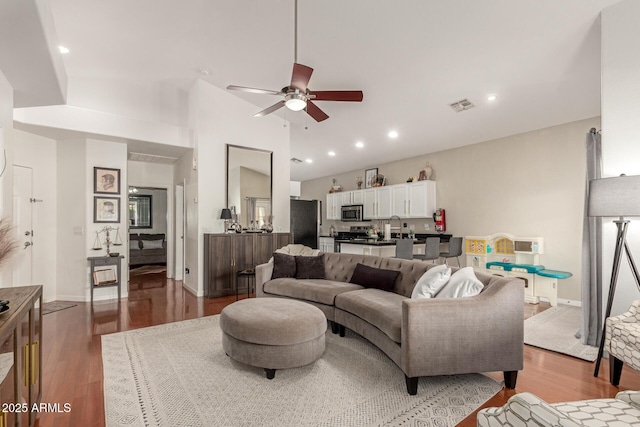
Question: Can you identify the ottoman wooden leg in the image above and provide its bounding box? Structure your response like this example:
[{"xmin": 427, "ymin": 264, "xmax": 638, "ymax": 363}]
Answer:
[{"xmin": 265, "ymin": 368, "xmax": 276, "ymax": 380}]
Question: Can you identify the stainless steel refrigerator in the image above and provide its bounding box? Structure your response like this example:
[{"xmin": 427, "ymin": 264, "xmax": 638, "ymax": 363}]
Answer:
[{"xmin": 290, "ymin": 199, "xmax": 319, "ymax": 249}]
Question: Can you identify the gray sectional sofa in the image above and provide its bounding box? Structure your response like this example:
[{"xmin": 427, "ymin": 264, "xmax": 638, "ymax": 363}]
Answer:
[{"xmin": 255, "ymin": 252, "xmax": 525, "ymax": 395}]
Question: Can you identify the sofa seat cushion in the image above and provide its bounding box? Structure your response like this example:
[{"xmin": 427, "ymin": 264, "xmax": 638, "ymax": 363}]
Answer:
[
  {"xmin": 263, "ymin": 278, "xmax": 363, "ymax": 306},
  {"xmin": 139, "ymin": 248, "xmax": 166, "ymax": 257},
  {"xmin": 335, "ymin": 289, "xmax": 407, "ymax": 343}
]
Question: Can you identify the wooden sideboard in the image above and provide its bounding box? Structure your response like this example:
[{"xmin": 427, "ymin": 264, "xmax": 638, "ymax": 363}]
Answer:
[
  {"xmin": 0, "ymin": 286, "xmax": 43, "ymax": 427},
  {"xmin": 204, "ymin": 233, "xmax": 291, "ymax": 297}
]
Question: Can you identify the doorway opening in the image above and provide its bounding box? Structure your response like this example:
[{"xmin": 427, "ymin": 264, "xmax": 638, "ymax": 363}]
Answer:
[{"xmin": 128, "ymin": 186, "xmax": 168, "ymax": 277}]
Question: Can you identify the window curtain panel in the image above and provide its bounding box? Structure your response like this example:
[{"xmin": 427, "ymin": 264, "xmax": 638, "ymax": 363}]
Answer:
[{"xmin": 577, "ymin": 129, "xmax": 602, "ymax": 346}]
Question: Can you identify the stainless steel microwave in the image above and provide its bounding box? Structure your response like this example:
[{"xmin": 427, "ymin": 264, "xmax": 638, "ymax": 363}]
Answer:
[{"xmin": 341, "ymin": 205, "xmax": 364, "ymax": 222}]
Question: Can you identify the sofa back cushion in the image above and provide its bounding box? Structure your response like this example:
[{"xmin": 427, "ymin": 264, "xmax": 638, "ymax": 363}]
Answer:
[
  {"xmin": 323, "ymin": 253, "xmax": 432, "ymax": 297},
  {"xmin": 349, "ymin": 263, "xmax": 400, "ymax": 291}
]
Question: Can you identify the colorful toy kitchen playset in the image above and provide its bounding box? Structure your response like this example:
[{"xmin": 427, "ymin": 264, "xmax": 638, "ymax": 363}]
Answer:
[{"xmin": 464, "ymin": 233, "xmax": 571, "ymax": 306}]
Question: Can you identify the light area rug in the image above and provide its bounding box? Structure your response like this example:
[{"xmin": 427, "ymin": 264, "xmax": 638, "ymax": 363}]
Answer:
[
  {"xmin": 524, "ymin": 305, "xmax": 598, "ymax": 361},
  {"xmin": 42, "ymin": 302, "xmax": 77, "ymax": 315},
  {"xmin": 102, "ymin": 315, "xmax": 503, "ymax": 427}
]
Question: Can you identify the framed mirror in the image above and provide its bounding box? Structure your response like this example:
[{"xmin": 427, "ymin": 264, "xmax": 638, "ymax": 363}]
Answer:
[
  {"xmin": 226, "ymin": 145, "xmax": 273, "ymax": 229},
  {"xmin": 128, "ymin": 194, "xmax": 152, "ymax": 229}
]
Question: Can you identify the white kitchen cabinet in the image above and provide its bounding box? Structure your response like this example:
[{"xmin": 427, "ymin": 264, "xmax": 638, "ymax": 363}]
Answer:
[
  {"xmin": 390, "ymin": 181, "xmax": 436, "ymax": 218},
  {"xmin": 326, "ymin": 193, "xmax": 341, "ymax": 220},
  {"xmin": 351, "ymin": 190, "xmax": 364, "ymax": 204},
  {"xmin": 340, "ymin": 190, "xmax": 364, "ymax": 206},
  {"xmin": 407, "ymin": 181, "xmax": 436, "ymax": 218},
  {"xmin": 319, "ymin": 237, "xmax": 335, "ymax": 253},
  {"xmin": 391, "ymin": 185, "xmax": 409, "ymax": 216},
  {"xmin": 363, "ymin": 187, "xmax": 392, "ymax": 219}
]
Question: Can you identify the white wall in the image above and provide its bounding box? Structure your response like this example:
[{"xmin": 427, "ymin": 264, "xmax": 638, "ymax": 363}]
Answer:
[
  {"xmin": 13, "ymin": 129, "xmax": 58, "ymax": 302},
  {"xmin": 0, "ymin": 70, "xmax": 14, "ymax": 287},
  {"xmin": 601, "ymin": 0, "xmax": 640, "ymax": 315},
  {"xmin": 56, "ymin": 139, "xmax": 87, "ymax": 301},
  {"xmin": 188, "ymin": 80, "xmax": 290, "ymax": 296},
  {"xmin": 302, "ymin": 117, "xmax": 599, "ymax": 303},
  {"xmin": 86, "ymin": 139, "xmax": 128, "ymax": 301}
]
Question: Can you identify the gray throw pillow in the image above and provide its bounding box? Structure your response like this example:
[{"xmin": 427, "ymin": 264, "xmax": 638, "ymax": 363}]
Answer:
[
  {"xmin": 295, "ymin": 254, "xmax": 326, "ymax": 279},
  {"xmin": 141, "ymin": 239, "xmax": 163, "ymax": 249},
  {"xmin": 271, "ymin": 253, "xmax": 297, "ymax": 279},
  {"xmin": 349, "ymin": 263, "xmax": 400, "ymax": 291}
]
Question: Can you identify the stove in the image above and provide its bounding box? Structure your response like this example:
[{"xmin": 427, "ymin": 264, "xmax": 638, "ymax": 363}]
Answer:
[{"xmin": 335, "ymin": 225, "xmax": 375, "ymax": 240}]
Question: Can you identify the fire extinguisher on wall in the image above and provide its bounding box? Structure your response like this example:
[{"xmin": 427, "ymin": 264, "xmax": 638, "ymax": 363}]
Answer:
[{"xmin": 433, "ymin": 208, "xmax": 446, "ymax": 233}]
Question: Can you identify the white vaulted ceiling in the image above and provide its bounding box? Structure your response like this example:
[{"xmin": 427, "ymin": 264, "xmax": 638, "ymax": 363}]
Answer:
[{"xmin": 9, "ymin": 0, "xmax": 623, "ymax": 180}]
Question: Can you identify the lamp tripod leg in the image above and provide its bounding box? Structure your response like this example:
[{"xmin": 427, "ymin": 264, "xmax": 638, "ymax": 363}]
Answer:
[{"xmin": 594, "ymin": 220, "xmax": 628, "ymax": 377}]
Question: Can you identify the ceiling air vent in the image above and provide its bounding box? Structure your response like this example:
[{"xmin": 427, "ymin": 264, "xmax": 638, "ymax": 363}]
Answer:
[
  {"xmin": 449, "ymin": 98, "xmax": 475, "ymax": 113},
  {"xmin": 290, "ymin": 157, "xmax": 303, "ymax": 164},
  {"xmin": 129, "ymin": 152, "xmax": 178, "ymax": 164}
]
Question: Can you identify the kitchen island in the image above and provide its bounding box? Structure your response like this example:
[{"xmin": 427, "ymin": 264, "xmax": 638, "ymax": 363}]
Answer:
[{"xmin": 335, "ymin": 233, "xmax": 451, "ymax": 257}]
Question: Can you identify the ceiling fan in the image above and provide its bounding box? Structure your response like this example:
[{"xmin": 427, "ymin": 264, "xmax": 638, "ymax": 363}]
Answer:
[
  {"xmin": 227, "ymin": 64, "xmax": 363, "ymax": 122},
  {"xmin": 226, "ymin": 0, "xmax": 363, "ymax": 122}
]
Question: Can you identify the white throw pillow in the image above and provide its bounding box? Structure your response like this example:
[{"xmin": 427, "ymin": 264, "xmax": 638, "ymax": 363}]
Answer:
[
  {"xmin": 435, "ymin": 267, "xmax": 484, "ymax": 299},
  {"xmin": 411, "ymin": 264, "xmax": 452, "ymax": 299}
]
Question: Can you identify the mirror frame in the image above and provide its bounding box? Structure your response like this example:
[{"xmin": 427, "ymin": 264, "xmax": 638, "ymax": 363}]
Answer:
[
  {"xmin": 226, "ymin": 144, "xmax": 273, "ymax": 225},
  {"xmin": 128, "ymin": 194, "xmax": 153, "ymax": 229}
]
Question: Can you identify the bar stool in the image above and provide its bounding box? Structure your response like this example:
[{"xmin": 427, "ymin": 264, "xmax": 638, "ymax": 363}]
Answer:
[{"xmin": 236, "ymin": 266, "xmax": 256, "ymax": 300}]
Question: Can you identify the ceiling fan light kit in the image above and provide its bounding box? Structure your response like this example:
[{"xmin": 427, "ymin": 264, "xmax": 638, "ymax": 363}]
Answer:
[{"xmin": 285, "ymin": 92, "xmax": 307, "ymax": 111}]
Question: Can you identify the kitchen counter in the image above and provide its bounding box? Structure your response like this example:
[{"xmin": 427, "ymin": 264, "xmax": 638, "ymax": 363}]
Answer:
[{"xmin": 335, "ymin": 238, "xmax": 426, "ymax": 246}]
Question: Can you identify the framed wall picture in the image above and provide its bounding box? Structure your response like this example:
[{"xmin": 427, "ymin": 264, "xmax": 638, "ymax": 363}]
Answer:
[
  {"xmin": 365, "ymin": 168, "xmax": 378, "ymax": 189},
  {"xmin": 94, "ymin": 167, "xmax": 121, "ymax": 194},
  {"xmin": 94, "ymin": 196, "xmax": 120, "ymax": 223}
]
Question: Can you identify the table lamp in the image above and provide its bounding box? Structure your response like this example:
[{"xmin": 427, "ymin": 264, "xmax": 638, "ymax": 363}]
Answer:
[{"xmin": 220, "ymin": 208, "xmax": 233, "ymax": 233}]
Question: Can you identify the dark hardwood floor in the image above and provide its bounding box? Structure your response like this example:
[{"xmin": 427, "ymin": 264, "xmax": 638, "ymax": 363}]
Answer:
[{"xmin": 35, "ymin": 273, "xmax": 640, "ymax": 427}]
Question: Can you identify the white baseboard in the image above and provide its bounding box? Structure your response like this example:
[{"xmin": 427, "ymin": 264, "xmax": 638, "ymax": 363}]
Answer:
[{"xmin": 556, "ymin": 298, "xmax": 581, "ymax": 307}]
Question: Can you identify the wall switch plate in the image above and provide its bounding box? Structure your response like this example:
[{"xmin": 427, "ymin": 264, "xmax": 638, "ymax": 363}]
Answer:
[
  {"xmin": 73, "ymin": 226, "xmax": 84, "ymax": 235},
  {"xmin": 424, "ymin": 223, "xmax": 430, "ymax": 230}
]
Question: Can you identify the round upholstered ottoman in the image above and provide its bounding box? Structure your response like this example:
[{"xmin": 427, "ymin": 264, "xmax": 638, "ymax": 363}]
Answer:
[{"xmin": 220, "ymin": 298, "xmax": 326, "ymax": 379}]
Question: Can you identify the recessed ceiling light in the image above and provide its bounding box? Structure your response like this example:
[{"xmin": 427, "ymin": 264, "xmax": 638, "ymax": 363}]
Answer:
[
  {"xmin": 388, "ymin": 131, "xmax": 398, "ymax": 139},
  {"xmin": 58, "ymin": 45, "xmax": 70, "ymax": 54},
  {"xmin": 305, "ymin": 158, "xmax": 313, "ymax": 163},
  {"xmin": 328, "ymin": 151, "xmax": 336, "ymax": 156},
  {"xmin": 355, "ymin": 141, "xmax": 364, "ymax": 148},
  {"xmin": 487, "ymin": 94, "xmax": 497, "ymax": 101}
]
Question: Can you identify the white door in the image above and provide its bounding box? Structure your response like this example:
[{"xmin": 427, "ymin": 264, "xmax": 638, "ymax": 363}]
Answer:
[
  {"xmin": 175, "ymin": 183, "xmax": 185, "ymax": 281},
  {"xmin": 12, "ymin": 165, "xmax": 33, "ymax": 286}
]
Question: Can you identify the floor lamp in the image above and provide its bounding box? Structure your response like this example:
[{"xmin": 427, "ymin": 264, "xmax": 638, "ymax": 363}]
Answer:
[{"xmin": 589, "ymin": 174, "xmax": 640, "ymax": 377}]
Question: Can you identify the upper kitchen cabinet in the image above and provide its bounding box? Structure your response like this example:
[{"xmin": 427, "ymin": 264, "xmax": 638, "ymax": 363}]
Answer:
[
  {"xmin": 326, "ymin": 193, "xmax": 341, "ymax": 220},
  {"xmin": 341, "ymin": 190, "xmax": 363, "ymax": 206},
  {"xmin": 392, "ymin": 181, "xmax": 436, "ymax": 218},
  {"xmin": 363, "ymin": 187, "xmax": 392, "ymax": 219}
]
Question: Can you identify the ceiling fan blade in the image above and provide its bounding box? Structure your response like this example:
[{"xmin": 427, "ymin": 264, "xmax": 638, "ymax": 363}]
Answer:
[
  {"xmin": 253, "ymin": 100, "xmax": 286, "ymax": 117},
  {"xmin": 290, "ymin": 63, "xmax": 313, "ymax": 91},
  {"xmin": 305, "ymin": 101, "xmax": 329, "ymax": 122},
  {"xmin": 227, "ymin": 85, "xmax": 283, "ymax": 96},
  {"xmin": 309, "ymin": 90, "xmax": 364, "ymax": 102}
]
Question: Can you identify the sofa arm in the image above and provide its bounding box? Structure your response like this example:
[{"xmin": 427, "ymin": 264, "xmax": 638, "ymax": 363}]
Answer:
[
  {"xmin": 401, "ymin": 276, "xmax": 524, "ymax": 377},
  {"xmin": 477, "ymin": 392, "xmax": 583, "ymax": 427},
  {"xmin": 255, "ymin": 261, "xmax": 273, "ymax": 298},
  {"xmin": 616, "ymin": 390, "xmax": 640, "ymax": 410}
]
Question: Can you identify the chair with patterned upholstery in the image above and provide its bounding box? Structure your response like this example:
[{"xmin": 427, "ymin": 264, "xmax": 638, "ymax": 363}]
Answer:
[
  {"xmin": 477, "ymin": 390, "xmax": 640, "ymax": 427},
  {"xmin": 606, "ymin": 299, "xmax": 640, "ymax": 385}
]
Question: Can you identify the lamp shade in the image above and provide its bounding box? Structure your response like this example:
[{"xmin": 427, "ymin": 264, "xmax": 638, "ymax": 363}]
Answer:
[
  {"xmin": 220, "ymin": 208, "xmax": 232, "ymax": 220},
  {"xmin": 588, "ymin": 175, "xmax": 640, "ymax": 217}
]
